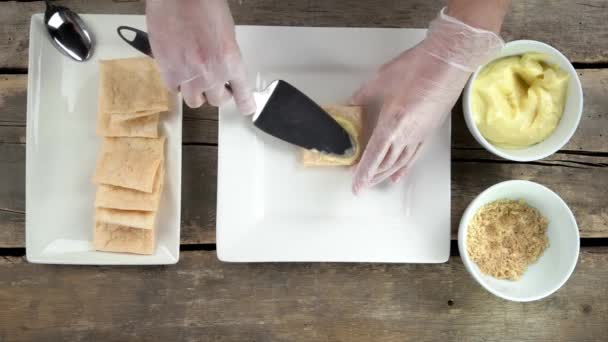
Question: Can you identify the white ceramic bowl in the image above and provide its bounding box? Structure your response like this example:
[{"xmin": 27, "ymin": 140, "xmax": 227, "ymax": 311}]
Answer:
[
  {"xmin": 458, "ymin": 180, "xmax": 580, "ymax": 302},
  {"xmin": 463, "ymin": 40, "xmax": 583, "ymax": 161}
]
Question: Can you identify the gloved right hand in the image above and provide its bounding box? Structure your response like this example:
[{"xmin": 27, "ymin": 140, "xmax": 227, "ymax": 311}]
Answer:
[
  {"xmin": 146, "ymin": 0, "xmax": 256, "ymax": 114},
  {"xmin": 351, "ymin": 8, "xmax": 504, "ymax": 194}
]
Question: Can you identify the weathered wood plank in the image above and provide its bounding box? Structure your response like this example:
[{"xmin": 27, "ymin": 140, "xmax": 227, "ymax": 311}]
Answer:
[
  {"xmin": 0, "ymin": 75, "xmax": 220, "ymax": 145},
  {"xmin": 0, "ymin": 75, "xmax": 27, "ymax": 145},
  {"xmin": 0, "ymin": 248, "xmax": 606, "ymax": 341},
  {"xmin": 0, "ymin": 144, "xmax": 217, "ymax": 248},
  {"xmin": 0, "ymin": 76, "xmax": 26, "ymax": 121},
  {"xmin": 181, "ymin": 68, "xmax": 608, "ymax": 151},
  {"xmin": 1, "ymin": 69, "xmax": 607, "ymax": 244},
  {"xmin": 1, "ymin": 142, "xmax": 606, "ymax": 247},
  {"xmin": 0, "ymin": 210, "xmax": 24, "ymax": 250},
  {"xmin": 451, "ymin": 148, "xmax": 608, "ymax": 239},
  {"xmin": 0, "ymin": 144, "xmax": 24, "ymax": 218},
  {"xmin": 2, "ymin": 69, "xmax": 608, "ymax": 150},
  {"xmin": 1, "ymin": 0, "xmax": 607, "ymax": 69},
  {"xmin": 181, "ymin": 146, "xmax": 217, "ymax": 245},
  {"xmin": 182, "ymin": 112, "xmax": 217, "ymax": 145}
]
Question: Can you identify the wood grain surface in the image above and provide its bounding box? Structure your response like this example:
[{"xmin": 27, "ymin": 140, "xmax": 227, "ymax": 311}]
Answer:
[
  {"xmin": 1, "ymin": 143, "xmax": 607, "ymax": 248},
  {"xmin": 1, "ymin": 70, "xmax": 607, "ymax": 246},
  {"xmin": 1, "ymin": 0, "xmax": 608, "ymax": 69},
  {"xmin": 1, "ymin": 248, "xmax": 607, "ymax": 341},
  {"xmin": 3, "ymin": 69, "xmax": 608, "ymax": 148},
  {"xmin": 1, "ymin": 1, "xmax": 607, "ymax": 341}
]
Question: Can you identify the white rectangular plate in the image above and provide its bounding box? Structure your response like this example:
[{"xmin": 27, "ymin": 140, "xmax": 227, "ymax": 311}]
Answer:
[
  {"xmin": 218, "ymin": 26, "xmax": 450, "ymax": 263},
  {"xmin": 26, "ymin": 14, "xmax": 181, "ymax": 264}
]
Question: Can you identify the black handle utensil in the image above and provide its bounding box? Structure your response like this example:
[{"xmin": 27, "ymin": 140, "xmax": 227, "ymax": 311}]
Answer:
[{"xmin": 116, "ymin": 25, "xmax": 352, "ymax": 154}]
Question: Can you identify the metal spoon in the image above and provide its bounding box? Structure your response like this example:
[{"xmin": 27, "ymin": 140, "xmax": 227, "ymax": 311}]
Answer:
[{"xmin": 44, "ymin": 0, "xmax": 93, "ymax": 61}]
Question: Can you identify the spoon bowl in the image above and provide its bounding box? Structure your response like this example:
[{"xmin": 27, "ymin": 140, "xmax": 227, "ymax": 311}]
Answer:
[{"xmin": 44, "ymin": 0, "xmax": 94, "ymax": 61}]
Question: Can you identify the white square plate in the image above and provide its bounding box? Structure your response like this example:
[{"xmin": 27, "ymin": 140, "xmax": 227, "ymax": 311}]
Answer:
[
  {"xmin": 26, "ymin": 14, "xmax": 181, "ymax": 264},
  {"xmin": 217, "ymin": 26, "xmax": 450, "ymax": 263}
]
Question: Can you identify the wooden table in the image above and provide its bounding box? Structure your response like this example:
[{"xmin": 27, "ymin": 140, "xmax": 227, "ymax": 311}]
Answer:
[{"xmin": 1, "ymin": 1, "xmax": 607, "ymax": 341}]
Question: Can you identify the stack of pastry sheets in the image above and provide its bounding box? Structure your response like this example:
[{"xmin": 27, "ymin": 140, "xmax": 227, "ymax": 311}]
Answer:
[{"xmin": 92, "ymin": 57, "xmax": 168, "ymax": 255}]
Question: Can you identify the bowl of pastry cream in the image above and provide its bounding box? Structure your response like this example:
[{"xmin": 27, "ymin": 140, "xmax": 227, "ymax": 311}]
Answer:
[{"xmin": 463, "ymin": 40, "xmax": 583, "ymax": 161}]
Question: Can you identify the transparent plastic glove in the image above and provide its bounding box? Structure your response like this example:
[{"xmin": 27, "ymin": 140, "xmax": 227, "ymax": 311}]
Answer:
[
  {"xmin": 146, "ymin": 0, "xmax": 256, "ymax": 114},
  {"xmin": 351, "ymin": 8, "xmax": 504, "ymax": 194}
]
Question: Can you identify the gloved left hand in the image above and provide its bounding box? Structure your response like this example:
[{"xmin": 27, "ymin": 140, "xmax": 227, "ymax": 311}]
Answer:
[{"xmin": 146, "ymin": 0, "xmax": 256, "ymax": 114}]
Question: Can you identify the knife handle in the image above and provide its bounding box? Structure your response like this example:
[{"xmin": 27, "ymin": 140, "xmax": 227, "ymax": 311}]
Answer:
[
  {"xmin": 116, "ymin": 25, "xmax": 235, "ymax": 94},
  {"xmin": 117, "ymin": 26, "xmax": 153, "ymax": 57}
]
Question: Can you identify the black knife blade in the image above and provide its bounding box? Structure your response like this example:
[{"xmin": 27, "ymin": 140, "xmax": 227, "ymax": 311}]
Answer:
[{"xmin": 252, "ymin": 80, "xmax": 353, "ymax": 155}]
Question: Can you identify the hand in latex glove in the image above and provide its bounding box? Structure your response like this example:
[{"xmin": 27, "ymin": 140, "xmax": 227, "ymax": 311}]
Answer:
[
  {"xmin": 146, "ymin": 0, "xmax": 256, "ymax": 114},
  {"xmin": 351, "ymin": 8, "xmax": 503, "ymax": 194}
]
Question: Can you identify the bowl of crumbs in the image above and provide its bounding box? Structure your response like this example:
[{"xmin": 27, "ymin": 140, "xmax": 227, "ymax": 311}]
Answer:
[{"xmin": 458, "ymin": 180, "xmax": 579, "ymax": 302}]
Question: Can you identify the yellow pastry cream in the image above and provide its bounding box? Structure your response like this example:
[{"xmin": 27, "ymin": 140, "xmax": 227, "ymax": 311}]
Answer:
[
  {"xmin": 301, "ymin": 105, "xmax": 363, "ymax": 166},
  {"xmin": 471, "ymin": 53, "xmax": 569, "ymax": 148}
]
